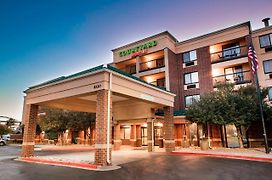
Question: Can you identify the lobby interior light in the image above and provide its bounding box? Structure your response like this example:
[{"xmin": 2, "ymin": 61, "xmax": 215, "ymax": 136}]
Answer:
[{"xmin": 146, "ymin": 61, "xmax": 153, "ymax": 68}]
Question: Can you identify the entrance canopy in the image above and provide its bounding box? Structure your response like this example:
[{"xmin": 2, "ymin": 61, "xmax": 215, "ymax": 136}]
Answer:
[
  {"xmin": 22, "ymin": 64, "xmax": 176, "ymax": 166},
  {"xmin": 24, "ymin": 64, "xmax": 175, "ymax": 118}
]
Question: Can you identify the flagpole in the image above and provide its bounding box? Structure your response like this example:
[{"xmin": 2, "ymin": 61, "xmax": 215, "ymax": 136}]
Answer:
[{"xmin": 254, "ymin": 70, "xmax": 270, "ymax": 154}]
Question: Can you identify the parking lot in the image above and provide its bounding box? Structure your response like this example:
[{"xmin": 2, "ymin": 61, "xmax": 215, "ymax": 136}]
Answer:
[{"xmin": 1, "ymin": 145, "xmax": 272, "ymax": 180}]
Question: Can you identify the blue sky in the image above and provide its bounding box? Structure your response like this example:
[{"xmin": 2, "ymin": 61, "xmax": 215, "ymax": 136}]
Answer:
[{"xmin": 0, "ymin": 0, "xmax": 271, "ymax": 120}]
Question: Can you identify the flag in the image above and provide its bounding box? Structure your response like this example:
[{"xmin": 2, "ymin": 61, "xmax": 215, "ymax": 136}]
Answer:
[{"xmin": 248, "ymin": 44, "xmax": 259, "ymax": 74}]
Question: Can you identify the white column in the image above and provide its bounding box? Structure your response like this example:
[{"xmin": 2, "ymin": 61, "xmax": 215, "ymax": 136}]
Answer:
[{"xmin": 164, "ymin": 48, "xmax": 170, "ymax": 91}]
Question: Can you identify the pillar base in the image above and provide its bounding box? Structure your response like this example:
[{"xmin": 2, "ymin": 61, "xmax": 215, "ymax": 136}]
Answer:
[
  {"xmin": 95, "ymin": 148, "xmax": 112, "ymax": 166},
  {"xmin": 130, "ymin": 140, "xmax": 136, "ymax": 147},
  {"xmin": 164, "ymin": 140, "xmax": 175, "ymax": 152},
  {"xmin": 22, "ymin": 144, "xmax": 34, "ymax": 157},
  {"xmin": 147, "ymin": 142, "xmax": 154, "ymax": 152},
  {"xmin": 136, "ymin": 138, "xmax": 142, "ymax": 147}
]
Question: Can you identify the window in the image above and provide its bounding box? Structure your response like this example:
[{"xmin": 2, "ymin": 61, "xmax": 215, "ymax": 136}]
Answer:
[
  {"xmin": 183, "ymin": 50, "xmax": 197, "ymax": 63},
  {"xmin": 120, "ymin": 127, "xmax": 130, "ymax": 139},
  {"xmin": 263, "ymin": 60, "xmax": 272, "ymax": 74},
  {"xmin": 222, "ymin": 43, "xmax": 241, "ymax": 58},
  {"xmin": 268, "ymin": 88, "xmax": 272, "ymax": 101},
  {"xmin": 184, "ymin": 72, "xmax": 199, "ymax": 85},
  {"xmin": 156, "ymin": 78, "xmax": 165, "ymax": 87},
  {"xmin": 185, "ymin": 95, "xmax": 200, "ymax": 107},
  {"xmin": 259, "ymin": 34, "xmax": 272, "ymax": 48}
]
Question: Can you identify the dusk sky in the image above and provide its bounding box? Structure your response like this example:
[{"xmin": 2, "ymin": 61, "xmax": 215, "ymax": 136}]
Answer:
[{"xmin": 1, "ymin": 0, "xmax": 271, "ymax": 120}]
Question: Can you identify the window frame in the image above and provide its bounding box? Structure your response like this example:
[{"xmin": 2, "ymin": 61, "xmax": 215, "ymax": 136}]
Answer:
[
  {"xmin": 182, "ymin": 50, "xmax": 197, "ymax": 63},
  {"xmin": 120, "ymin": 127, "xmax": 130, "ymax": 140},
  {"xmin": 268, "ymin": 87, "xmax": 272, "ymax": 101},
  {"xmin": 185, "ymin": 94, "xmax": 200, "ymax": 107},
  {"xmin": 259, "ymin": 34, "xmax": 272, "ymax": 48},
  {"xmin": 184, "ymin": 71, "xmax": 199, "ymax": 85},
  {"xmin": 263, "ymin": 59, "xmax": 272, "ymax": 74}
]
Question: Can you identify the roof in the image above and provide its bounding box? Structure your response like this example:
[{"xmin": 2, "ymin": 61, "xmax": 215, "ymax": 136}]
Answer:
[
  {"xmin": 177, "ymin": 21, "xmax": 251, "ymax": 45},
  {"xmin": 111, "ymin": 31, "xmax": 178, "ymax": 51},
  {"xmin": 252, "ymin": 25, "xmax": 272, "ymax": 34},
  {"xmin": 25, "ymin": 64, "xmax": 173, "ymax": 94}
]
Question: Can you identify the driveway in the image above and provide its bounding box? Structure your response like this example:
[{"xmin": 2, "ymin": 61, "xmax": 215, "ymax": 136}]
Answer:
[{"xmin": 0, "ymin": 145, "xmax": 272, "ymax": 180}]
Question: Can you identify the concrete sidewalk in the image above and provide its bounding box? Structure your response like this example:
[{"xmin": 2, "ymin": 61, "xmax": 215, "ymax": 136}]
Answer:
[{"xmin": 172, "ymin": 146, "xmax": 272, "ymax": 162}]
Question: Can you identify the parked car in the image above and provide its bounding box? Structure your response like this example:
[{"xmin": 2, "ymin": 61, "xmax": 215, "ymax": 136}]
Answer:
[
  {"xmin": 1, "ymin": 134, "xmax": 10, "ymax": 141},
  {"xmin": 0, "ymin": 138, "xmax": 7, "ymax": 146}
]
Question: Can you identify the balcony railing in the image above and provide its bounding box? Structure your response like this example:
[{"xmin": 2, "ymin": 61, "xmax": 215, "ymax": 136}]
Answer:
[
  {"xmin": 211, "ymin": 45, "xmax": 247, "ymax": 63},
  {"xmin": 120, "ymin": 64, "xmax": 136, "ymax": 74},
  {"xmin": 140, "ymin": 58, "xmax": 165, "ymax": 72},
  {"xmin": 213, "ymin": 70, "xmax": 252, "ymax": 86}
]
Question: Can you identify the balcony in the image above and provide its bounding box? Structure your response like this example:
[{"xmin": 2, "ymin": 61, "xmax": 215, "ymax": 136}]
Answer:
[
  {"xmin": 120, "ymin": 64, "xmax": 136, "ymax": 74},
  {"xmin": 140, "ymin": 58, "xmax": 165, "ymax": 72},
  {"xmin": 211, "ymin": 45, "xmax": 247, "ymax": 63},
  {"xmin": 149, "ymin": 78, "xmax": 166, "ymax": 89},
  {"xmin": 213, "ymin": 70, "xmax": 252, "ymax": 86}
]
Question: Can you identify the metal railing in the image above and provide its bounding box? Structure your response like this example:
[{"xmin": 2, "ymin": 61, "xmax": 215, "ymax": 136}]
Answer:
[
  {"xmin": 213, "ymin": 70, "xmax": 252, "ymax": 86},
  {"xmin": 140, "ymin": 58, "xmax": 165, "ymax": 72},
  {"xmin": 211, "ymin": 46, "xmax": 247, "ymax": 63}
]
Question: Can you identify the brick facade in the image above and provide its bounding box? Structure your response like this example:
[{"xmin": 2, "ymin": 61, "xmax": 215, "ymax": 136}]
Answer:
[
  {"xmin": 95, "ymin": 89, "xmax": 112, "ymax": 166},
  {"xmin": 22, "ymin": 104, "xmax": 38, "ymax": 157},
  {"xmin": 164, "ymin": 106, "xmax": 175, "ymax": 152}
]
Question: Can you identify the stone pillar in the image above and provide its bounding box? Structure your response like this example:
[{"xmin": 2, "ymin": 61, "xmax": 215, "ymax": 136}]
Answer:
[
  {"xmin": 136, "ymin": 125, "xmax": 142, "ymax": 147},
  {"xmin": 95, "ymin": 90, "xmax": 112, "ymax": 166},
  {"xmin": 164, "ymin": 106, "xmax": 175, "ymax": 152},
  {"xmin": 22, "ymin": 104, "xmax": 38, "ymax": 157},
  {"xmin": 130, "ymin": 124, "xmax": 136, "ymax": 147},
  {"xmin": 147, "ymin": 119, "xmax": 154, "ymax": 152},
  {"xmin": 113, "ymin": 123, "xmax": 121, "ymax": 150}
]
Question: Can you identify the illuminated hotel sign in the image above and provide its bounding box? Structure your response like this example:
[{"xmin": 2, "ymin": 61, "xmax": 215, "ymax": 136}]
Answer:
[{"xmin": 119, "ymin": 40, "xmax": 157, "ymax": 57}]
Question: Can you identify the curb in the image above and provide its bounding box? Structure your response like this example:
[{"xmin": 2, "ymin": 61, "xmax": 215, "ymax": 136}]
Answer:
[
  {"xmin": 169, "ymin": 151, "xmax": 272, "ymax": 163},
  {"xmin": 40, "ymin": 147, "xmax": 95, "ymax": 151},
  {"xmin": 17, "ymin": 157, "xmax": 98, "ymax": 170}
]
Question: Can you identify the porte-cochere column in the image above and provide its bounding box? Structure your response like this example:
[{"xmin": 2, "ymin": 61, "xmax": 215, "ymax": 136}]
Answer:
[
  {"xmin": 22, "ymin": 104, "xmax": 38, "ymax": 157},
  {"xmin": 95, "ymin": 89, "xmax": 112, "ymax": 166},
  {"xmin": 164, "ymin": 106, "xmax": 175, "ymax": 152}
]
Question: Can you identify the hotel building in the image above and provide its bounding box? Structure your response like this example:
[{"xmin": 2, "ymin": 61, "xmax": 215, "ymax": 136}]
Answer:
[
  {"xmin": 22, "ymin": 18, "xmax": 272, "ymax": 166},
  {"xmin": 110, "ymin": 18, "xmax": 272, "ymax": 148}
]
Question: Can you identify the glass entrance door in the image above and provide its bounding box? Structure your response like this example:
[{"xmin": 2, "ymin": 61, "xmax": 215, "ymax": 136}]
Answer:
[{"xmin": 141, "ymin": 127, "xmax": 147, "ymax": 146}]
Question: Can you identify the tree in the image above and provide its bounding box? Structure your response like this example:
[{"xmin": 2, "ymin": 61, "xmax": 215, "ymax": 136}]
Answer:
[
  {"xmin": 186, "ymin": 83, "xmax": 272, "ymax": 148},
  {"xmin": 39, "ymin": 107, "xmax": 96, "ymax": 144},
  {"xmin": 0, "ymin": 124, "xmax": 12, "ymax": 135},
  {"xmin": 6, "ymin": 118, "xmax": 15, "ymax": 129}
]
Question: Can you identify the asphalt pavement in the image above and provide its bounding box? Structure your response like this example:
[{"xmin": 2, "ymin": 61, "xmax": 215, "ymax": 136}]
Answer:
[{"xmin": 0, "ymin": 145, "xmax": 272, "ymax": 180}]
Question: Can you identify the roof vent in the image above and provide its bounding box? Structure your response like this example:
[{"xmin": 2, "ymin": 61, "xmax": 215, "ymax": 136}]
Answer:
[{"xmin": 262, "ymin": 18, "xmax": 270, "ymax": 27}]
